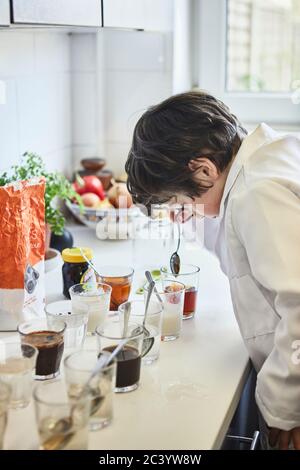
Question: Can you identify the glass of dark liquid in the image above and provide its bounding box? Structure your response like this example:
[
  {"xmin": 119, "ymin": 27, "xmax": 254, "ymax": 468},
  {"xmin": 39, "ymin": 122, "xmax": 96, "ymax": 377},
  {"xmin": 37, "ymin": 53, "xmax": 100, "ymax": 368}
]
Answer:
[
  {"xmin": 95, "ymin": 320, "xmax": 144, "ymax": 393},
  {"xmin": 18, "ymin": 319, "xmax": 66, "ymax": 380},
  {"xmin": 161, "ymin": 264, "xmax": 200, "ymax": 320}
]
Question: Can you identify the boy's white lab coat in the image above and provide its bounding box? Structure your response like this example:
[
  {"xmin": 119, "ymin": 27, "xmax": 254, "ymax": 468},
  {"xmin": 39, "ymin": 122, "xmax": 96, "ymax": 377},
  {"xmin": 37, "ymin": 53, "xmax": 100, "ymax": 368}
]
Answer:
[{"xmin": 205, "ymin": 123, "xmax": 300, "ymax": 431}]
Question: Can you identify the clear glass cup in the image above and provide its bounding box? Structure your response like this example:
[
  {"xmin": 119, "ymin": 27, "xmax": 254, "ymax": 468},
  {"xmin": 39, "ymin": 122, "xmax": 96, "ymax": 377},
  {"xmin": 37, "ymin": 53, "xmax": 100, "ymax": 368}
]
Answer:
[
  {"xmin": 18, "ymin": 318, "xmax": 66, "ymax": 381},
  {"xmin": 96, "ymin": 266, "xmax": 134, "ymax": 311},
  {"xmin": 95, "ymin": 319, "xmax": 144, "ymax": 393},
  {"xmin": 64, "ymin": 350, "xmax": 116, "ymax": 431},
  {"xmin": 161, "ymin": 264, "xmax": 200, "ymax": 319},
  {"xmin": 34, "ymin": 380, "xmax": 90, "ymax": 450},
  {"xmin": 69, "ymin": 283, "xmax": 112, "ymax": 334},
  {"xmin": 144, "ymin": 280, "xmax": 185, "ymax": 341},
  {"xmin": 45, "ymin": 300, "xmax": 89, "ymax": 350},
  {"xmin": 118, "ymin": 300, "xmax": 163, "ymax": 364},
  {"xmin": 0, "ymin": 342, "xmax": 37, "ymax": 408},
  {"xmin": 0, "ymin": 381, "xmax": 11, "ymax": 450}
]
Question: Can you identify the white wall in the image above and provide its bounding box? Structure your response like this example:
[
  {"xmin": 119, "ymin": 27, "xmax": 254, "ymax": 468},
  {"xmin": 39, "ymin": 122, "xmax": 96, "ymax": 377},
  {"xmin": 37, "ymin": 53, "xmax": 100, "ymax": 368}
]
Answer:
[
  {"xmin": 71, "ymin": 29, "xmax": 173, "ymax": 177},
  {"xmin": 0, "ymin": 31, "xmax": 72, "ymax": 176},
  {"xmin": 0, "ymin": 28, "xmax": 173, "ymax": 179}
]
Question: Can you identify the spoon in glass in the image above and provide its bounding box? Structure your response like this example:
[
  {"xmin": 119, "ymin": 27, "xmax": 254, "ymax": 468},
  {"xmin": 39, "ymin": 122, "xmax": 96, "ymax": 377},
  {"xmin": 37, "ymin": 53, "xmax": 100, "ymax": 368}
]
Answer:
[
  {"xmin": 170, "ymin": 221, "xmax": 181, "ymax": 275},
  {"xmin": 42, "ymin": 338, "xmax": 129, "ymax": 451}
]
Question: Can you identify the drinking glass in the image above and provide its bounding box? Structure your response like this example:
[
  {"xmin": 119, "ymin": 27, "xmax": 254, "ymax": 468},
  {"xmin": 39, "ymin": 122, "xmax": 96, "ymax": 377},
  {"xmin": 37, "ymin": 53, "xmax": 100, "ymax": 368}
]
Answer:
[
  {"xmin": 64, "ymin": 350, "xmax": 115, "ymax": 431},
  {"xmin": 118, "ymin": 300, "xmax": 163, "ymax": 364},
  {"xmin": 95, "ymin": 319, "xmax": 143, "ymax": 393},
  {"xmin": 34, "ymin": 380, "xmax": 90, "ymax": 450},
  {"xmin": 96, "ymin": 266, "xmax": 134, "ymax": 311},
  {"xmin": 0, "ymin": 342, "xmax": 37, "ymax": 408},
  {"xmin": 144, "ymin": 280, "xmax": 185, "ymax": 341},
  {"xmin": 161, "ymin": 264, "xmax": 200, "ymax": 319},
  {"xmin": 0, "ymin": 381, "xmax": 11, "ymax": 450},
  {"xmin": 45, "ymin": 300, "xmax": 89, "ymax": 349},
  {"xmin": 69, "ymin": 283, "xmax": 112, "ymax": 334},
  {"xmin": 18, "ymin": 318, "xmax": 66, "ymax": 380}
]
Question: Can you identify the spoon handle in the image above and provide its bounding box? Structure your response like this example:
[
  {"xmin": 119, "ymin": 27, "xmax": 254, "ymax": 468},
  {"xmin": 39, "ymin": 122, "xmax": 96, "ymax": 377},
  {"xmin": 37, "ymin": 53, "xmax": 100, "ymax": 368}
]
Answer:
[
  {"xmin": 144, "ymin": 273, "xmax": 155, "ymax": 329},
  {"xmin": 176, "ymin": 221, "xmax": 181, "ymax": 253},
  {"xmin": 79, "ymin": 248, "xmax": 101, "ymax": 278},
  {"xmin": 145, "ymin": 270, "xmax": 163, "ymax": 304},
  {"xmin": 88, "ymin": 337, "xmax": 129, "ymax": 384}
]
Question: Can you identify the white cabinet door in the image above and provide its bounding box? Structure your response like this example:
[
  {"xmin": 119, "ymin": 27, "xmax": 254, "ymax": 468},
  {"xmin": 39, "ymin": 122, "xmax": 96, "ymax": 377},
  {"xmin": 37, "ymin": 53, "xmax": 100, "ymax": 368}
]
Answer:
[
  {"xmin": 0, "ymin": 0, "xmax": 10, "ymax": 26},
  {"xmin": 102, "ymin": 0, "xmax": 173, "ymax": 31},
  {"xmin": 11, "ymin": 0, "xmax": 102, "ymax": 27}
]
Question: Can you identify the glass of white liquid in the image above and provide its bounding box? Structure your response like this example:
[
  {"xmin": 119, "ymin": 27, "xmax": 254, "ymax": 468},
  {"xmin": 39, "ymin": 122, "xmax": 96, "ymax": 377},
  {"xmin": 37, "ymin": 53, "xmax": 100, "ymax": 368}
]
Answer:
[
  {"xmin": 0, "ymin": 341, "xmax": 38, "ymax": 408},
  {"xmin": 144, "ymin": 280, "xmax": 185, "ymax": 341},
  {"xmin": 118, "ymin": 299, "xmax": 163, "ymax": 364},
  {"xmin": 69, "ymin": 283, "xmax": 112, "ymax": 334}
]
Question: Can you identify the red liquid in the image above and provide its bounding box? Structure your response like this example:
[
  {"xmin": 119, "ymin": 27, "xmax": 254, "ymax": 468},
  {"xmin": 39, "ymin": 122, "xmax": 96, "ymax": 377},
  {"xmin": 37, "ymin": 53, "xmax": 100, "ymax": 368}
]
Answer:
[{"xmin": 183, "ymin": 287, "xmax": 197, "ymax": 315}]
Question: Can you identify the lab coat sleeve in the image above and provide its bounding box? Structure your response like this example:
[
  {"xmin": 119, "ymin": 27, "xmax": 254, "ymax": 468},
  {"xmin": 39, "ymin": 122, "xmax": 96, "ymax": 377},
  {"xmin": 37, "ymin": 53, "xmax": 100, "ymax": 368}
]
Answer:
[{"xmin": 232, "ymin": 179, "xmax": 300, "ymax": 430}]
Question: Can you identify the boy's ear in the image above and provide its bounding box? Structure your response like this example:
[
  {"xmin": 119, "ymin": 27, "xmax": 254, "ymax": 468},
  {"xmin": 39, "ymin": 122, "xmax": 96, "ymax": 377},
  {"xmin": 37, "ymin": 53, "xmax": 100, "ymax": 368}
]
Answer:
[{"xmin": 188, "ymin": 157, "xmax": 219, "ymax": 181}]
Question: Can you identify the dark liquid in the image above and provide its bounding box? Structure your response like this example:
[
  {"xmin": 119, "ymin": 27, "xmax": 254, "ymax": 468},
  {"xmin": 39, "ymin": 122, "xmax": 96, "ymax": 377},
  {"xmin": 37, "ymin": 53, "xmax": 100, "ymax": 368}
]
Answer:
[
  {"xmin": 183, "ymin": 287, "xmax": 198, "ymax": 315},
  {"xmin": 103, "ymin": 345, "xmax": 141, "ymax": 389},
  {"xmin": 22, "ymin": 331, "xmax": 64, "ymax": 377}
]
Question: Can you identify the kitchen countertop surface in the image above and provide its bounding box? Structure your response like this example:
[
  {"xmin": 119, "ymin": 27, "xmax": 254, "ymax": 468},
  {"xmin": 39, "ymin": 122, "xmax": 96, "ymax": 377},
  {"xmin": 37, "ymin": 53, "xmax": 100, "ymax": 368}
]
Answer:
[{"xmin": 2, "ymin": 225, "xmax": 250, "ymax": 450}]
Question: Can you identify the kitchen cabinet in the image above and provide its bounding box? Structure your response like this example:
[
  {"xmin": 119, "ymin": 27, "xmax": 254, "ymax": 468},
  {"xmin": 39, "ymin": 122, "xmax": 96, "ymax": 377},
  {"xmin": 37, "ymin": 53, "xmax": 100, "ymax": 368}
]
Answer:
[
  {"xmin": 11, "ymin": 0, "xmax": 102, "ymax": 27},
  {"xmin": 102, "ymin": 0, "xmax": 173, "ymax": 31},
  {"xmin": 0, "ymin": 0, "xmax": 10, "ymax": 26}
]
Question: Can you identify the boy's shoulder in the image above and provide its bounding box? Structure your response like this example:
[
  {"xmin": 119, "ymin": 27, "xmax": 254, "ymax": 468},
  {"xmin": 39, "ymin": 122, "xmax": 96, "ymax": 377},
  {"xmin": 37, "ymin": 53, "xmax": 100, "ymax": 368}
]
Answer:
[{"xmin": 241, "ymin": 128, "xmax": 300, "ymax": 192}]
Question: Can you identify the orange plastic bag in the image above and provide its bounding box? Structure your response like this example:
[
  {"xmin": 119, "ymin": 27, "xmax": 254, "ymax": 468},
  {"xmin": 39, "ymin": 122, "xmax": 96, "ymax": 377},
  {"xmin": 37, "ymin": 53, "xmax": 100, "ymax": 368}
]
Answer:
[{"xmin": 0, "ymin": 178, "xmax": 45, "ymax": 330}]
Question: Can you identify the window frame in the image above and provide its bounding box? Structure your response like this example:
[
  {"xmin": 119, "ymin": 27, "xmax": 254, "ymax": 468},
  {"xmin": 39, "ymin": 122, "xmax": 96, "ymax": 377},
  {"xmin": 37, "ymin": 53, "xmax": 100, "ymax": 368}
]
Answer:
[{"xmin": 193, "ymin": 0, "xmax": 300, "ymax": 127}]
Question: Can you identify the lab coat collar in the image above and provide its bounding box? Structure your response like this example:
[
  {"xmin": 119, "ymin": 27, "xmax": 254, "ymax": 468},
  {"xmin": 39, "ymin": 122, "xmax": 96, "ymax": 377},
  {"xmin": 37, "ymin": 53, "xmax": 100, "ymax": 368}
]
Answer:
[{"xmin": 218, "ymin": 123, "xmax": 278, "ymax": 219}]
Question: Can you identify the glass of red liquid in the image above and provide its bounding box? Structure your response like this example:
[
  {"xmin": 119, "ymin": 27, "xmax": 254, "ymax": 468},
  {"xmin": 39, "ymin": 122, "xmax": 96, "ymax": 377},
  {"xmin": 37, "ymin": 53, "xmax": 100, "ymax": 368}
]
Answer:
[{"xmin": 160, "ymin": 264, "xmax": 200, "ymax": 320}]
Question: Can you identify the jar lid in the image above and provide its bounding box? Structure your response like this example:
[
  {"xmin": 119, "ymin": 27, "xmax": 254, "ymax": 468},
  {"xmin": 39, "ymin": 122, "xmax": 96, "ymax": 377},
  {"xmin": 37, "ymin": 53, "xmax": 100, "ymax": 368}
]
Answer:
[{"xmin": 61, "ymin": 247, "xmax": 93, "ymax": 263}]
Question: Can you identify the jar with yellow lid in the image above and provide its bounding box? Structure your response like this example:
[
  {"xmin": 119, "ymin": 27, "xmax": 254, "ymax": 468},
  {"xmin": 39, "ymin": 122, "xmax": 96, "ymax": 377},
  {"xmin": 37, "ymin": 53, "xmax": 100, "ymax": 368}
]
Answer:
[{"xmin": 62, "ymin": 247, "xmax": 95, "ymax": 299}]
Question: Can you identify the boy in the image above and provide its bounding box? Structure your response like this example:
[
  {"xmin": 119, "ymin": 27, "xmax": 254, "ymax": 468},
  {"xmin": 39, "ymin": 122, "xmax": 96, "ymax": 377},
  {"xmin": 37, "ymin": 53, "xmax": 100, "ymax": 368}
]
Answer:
[{"xmin": 125, "ymin": 91, "xmax": 300, "ymax": 450}]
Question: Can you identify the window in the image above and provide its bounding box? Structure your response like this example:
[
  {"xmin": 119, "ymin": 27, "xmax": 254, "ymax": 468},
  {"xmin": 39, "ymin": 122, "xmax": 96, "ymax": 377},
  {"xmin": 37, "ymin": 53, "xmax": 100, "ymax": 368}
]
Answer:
[
  {"xmin": 195, "ymin": 0, "xmax": 300, "ymax": 126},
  {"xmin": 227, "ymin": 0, "xmax": 300, "ymax": 93}
]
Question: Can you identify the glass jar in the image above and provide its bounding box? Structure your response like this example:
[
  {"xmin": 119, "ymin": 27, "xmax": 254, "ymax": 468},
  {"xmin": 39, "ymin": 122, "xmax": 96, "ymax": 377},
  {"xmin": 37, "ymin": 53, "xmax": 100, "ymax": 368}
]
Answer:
[{"xmin": 62, "ymin": 247, "xmax": 95, "ymax": 299}]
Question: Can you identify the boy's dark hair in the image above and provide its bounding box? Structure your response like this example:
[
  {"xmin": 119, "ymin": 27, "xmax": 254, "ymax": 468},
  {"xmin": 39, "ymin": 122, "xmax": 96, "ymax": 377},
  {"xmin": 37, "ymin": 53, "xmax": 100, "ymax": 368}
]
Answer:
[{"xmin": 125, "ymin": 91, "xmax": 247, "ymax": 208}]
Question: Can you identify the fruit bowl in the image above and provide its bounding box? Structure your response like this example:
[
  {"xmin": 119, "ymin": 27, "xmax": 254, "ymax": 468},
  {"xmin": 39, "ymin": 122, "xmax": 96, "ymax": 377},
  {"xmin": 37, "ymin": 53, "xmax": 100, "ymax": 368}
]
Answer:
[{"xmin": 66, "ymin": 200, "xmax": 145, "ymax": 230}]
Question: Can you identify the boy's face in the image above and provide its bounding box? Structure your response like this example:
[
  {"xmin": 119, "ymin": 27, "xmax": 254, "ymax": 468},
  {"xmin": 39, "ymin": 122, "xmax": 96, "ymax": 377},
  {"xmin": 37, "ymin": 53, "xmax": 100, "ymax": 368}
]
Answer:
[{"xmin": 168, "ymin": 157, "xmax": 229, "ymax": 222}]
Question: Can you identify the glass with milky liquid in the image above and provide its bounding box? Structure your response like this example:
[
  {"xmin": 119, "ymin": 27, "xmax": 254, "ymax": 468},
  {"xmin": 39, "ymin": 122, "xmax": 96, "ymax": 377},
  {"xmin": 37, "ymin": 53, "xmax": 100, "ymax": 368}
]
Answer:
[{"xmin": 69, "ymin": 283, "xmax": 112, "ymax": 334}]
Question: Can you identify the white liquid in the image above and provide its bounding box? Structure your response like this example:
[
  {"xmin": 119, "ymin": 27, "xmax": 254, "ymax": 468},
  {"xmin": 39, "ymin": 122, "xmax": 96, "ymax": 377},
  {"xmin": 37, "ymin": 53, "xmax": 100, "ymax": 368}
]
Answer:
[
  {"xmin": 162, "ymin": 301, "xmax": 183, "ymax": 338},
  {"xmin": 72, "ymin": 295, "xmax": 110, "ymax": 333}
]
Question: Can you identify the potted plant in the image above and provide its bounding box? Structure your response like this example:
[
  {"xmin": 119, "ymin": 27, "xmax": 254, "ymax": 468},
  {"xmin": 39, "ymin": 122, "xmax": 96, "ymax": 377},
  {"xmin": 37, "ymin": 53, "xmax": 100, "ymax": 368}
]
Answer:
[{"xmin": 0, "ymin": 152, "xmax": 82, "ymax": 253}]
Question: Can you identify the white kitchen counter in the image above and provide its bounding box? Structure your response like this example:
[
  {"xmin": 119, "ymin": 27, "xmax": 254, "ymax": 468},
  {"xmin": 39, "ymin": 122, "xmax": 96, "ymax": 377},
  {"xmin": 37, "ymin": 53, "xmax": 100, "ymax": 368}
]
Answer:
[{"xmin": 2, "ymin": 226, "xmax": 250, "ymax": 450}]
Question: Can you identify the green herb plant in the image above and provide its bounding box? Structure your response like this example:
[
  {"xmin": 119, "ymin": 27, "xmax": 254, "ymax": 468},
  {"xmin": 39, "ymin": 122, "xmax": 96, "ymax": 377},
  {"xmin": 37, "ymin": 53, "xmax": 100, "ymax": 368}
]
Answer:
[{"xmin": 0, "ymin": 152, "xmax": 82, "ymax": 235}]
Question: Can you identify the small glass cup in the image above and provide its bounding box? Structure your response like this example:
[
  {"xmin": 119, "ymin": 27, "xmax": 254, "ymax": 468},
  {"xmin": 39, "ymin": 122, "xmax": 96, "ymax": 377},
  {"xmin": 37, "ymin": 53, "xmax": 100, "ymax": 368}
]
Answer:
[
  {"xmin": 95, "ymin": 319, "xmax": 144, "ymax": 393},
  {"xmin": 0, "ymin": 342, "xmax": 37, "ymax": 408},
  {"xmin": 64, "ymin": 350, "xmax": 116, "ymax": 431},
  {"xmin": 144, "ymin": 280, "xmax": 185, "ymax": 341},
  {"xmin": 18, "ymin": 318, "xmax": 66, "ymax": 381},
  {"xmin": 69, "ymin": 283, "xmax": 112, "ymax": 334},
  {"xmin": 0, "ymin": 381, "xmax": 11, "ymax": 450},
  {"xmin": 161, "ymin": 264, "xmax": 200, "ymax": 319},
  {"xmin": 118, "ymin": 300, "xmax": 163, "ymax": 364},
  {"xmin": 34, "ymin": 380, "xmax": 90, "ymax": 450},
  {"xmin": 45, "ymin": 300, "xmax": 89, "ymax": 350},
  {"xmin": 96, "ymin": 266, "xmax": 134, "ymax": 311}
]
